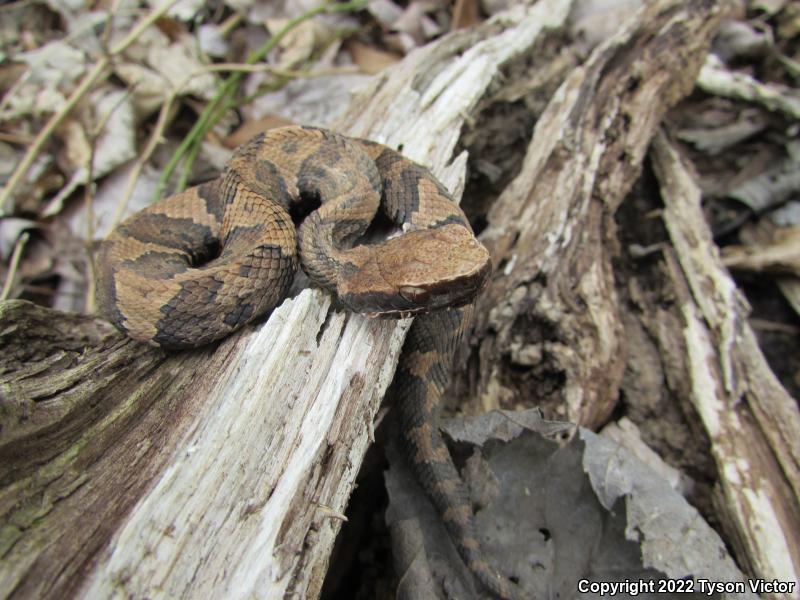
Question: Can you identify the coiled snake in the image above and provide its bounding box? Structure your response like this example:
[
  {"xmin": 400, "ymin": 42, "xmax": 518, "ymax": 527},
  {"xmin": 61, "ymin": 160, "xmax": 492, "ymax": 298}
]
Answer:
[{"xmin": 96, "ymin": 126, "xmax": 524, "ymax": 599}]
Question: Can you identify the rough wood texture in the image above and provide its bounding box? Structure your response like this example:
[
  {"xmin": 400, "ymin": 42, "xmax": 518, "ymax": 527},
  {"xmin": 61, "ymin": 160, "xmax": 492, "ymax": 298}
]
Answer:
[
  {"xmin": 0, "ymin": 2, "xmax": 573, "ymax": 598},
  {"xmin": 442, "ymin": 0, "xmax": 799, "ymax": 595},
  {"xmin": 466, "ymin": 0, "xmax": 728, "ymax": 428},
  {"xmin": 651, "ymin": 131, "xmax": 800, "ymax": 589}
]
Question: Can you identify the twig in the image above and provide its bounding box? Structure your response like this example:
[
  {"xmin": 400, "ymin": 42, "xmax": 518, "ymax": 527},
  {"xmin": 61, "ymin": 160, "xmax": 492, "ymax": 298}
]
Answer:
[
  {"xmin": 101, "ymin": 0, "xmax": 122, "ymax": 53},
  {"xmin": 111, "ymin": 93, "xmax": 176, "ymax": 230},
  {"xmin": 1, "ymin": 232, "xmax": 30, "ymax": 301},
  {"xmin": 697, "ymin": 54, "xmax": 800, "ymax": 120},
  {"xmin": 0, "ymin": 131, "xmax": 34, "ymax": 145},
  {"xmin": 200, "ymin": 63, "xmax": 359, "ymax": 77},
  {"xmin": 218, "ymin": 13, "xmax": 243, "ymax": 36},
  {"xmin": 83, "ymin": 88, "xmax": 132, "ymax": 312},
  {"xmin": 109, "ymin": 1, "xmax": 182, "ymax": 56},
  {"xmin": 0, "ymin": 0, "xmax": 182, "ymax": 217}
]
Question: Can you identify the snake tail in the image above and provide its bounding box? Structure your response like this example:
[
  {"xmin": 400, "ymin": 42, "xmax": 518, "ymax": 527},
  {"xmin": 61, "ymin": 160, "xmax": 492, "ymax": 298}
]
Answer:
[{"xmin": 390, "ymin": 307, "xmax": 528, "ymax": 600}]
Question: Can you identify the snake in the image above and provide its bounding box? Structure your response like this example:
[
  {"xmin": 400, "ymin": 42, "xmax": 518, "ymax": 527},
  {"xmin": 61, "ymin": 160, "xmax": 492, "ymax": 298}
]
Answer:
[{"xmin": 96, "ymin": 125, "xmax": 525, "ymax": 599}]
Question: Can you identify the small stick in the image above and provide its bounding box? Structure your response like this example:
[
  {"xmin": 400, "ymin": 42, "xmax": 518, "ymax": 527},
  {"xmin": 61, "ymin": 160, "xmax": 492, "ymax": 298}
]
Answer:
[{"xmin": 1, "ymin": 232, "xmax": 30, "ymax": 301}]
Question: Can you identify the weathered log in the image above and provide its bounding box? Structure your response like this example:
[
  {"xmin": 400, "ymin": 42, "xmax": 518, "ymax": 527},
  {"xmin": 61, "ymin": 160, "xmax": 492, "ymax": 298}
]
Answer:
[
  {"xmin": 464, "ymin": 0, "xmax": 728, "ymax": 428},
  {"xmin": 4, "ymin": 0, "xmax": 796, "ymax": 597},
  {"xmin": 651, "ymin": 130, "xmax": 800, "ymax": 589}
]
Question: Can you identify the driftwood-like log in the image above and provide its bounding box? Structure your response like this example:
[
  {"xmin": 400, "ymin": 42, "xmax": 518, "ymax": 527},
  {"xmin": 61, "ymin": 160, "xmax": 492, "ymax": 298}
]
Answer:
[
  {"xmin": 651, "ymin": 131, "xmax": 800, "ymax": 589},
  {"xmin": 0, "ymin": 2, "xmax": 573, "ymax": 598},
  {"xmin": 467, "ymin": 0, "xmax": 727, "ymax": 428}
]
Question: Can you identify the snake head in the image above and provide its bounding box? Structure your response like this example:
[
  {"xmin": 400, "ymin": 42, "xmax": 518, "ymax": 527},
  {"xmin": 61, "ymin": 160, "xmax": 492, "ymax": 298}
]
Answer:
[{"xmin": 337, "ymin": 223, "xmax": 492, "ymax": 317}]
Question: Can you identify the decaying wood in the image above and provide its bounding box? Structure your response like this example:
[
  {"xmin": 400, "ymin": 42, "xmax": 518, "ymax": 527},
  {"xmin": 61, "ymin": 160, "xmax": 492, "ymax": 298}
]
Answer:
[
  {"xmin": 698, "ymin": 54, "xmax": 800, "ymax": 121},
  {"xmin": 0, "ymin": 2, "xmax": 574, "ymax": 598},
  {"xmin": 439, "ymin": 0, "xmax": 798, "ymax": 595},
  {"xmin": 465, "ymin": 0, "xmax": 728, "ymax": 428},
  {"xmin": 651, "ymin": 131, "xmax": 800, "ymax": 588}
]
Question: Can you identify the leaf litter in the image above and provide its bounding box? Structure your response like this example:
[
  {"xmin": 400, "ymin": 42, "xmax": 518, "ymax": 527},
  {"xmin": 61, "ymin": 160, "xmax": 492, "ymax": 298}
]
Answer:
[{"xmin": 384, "ymin": 409, "xmax": 756, "ymax": 599}]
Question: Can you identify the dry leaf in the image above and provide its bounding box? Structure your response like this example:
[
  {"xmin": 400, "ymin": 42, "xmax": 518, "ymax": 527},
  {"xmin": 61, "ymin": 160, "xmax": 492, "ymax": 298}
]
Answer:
[
  {"xmin": 600, "ymin": 417, "xmax": 694, "ymax": 496},
  {"xmin": 367, "ymin": 0, "xmax": 404, "ymax": 28},
  {"xmin": 723, "ymin": 222, "xmax": 800, "ymax": 276},
  {"xmin": 114, "ymin": 62, "xmax": 170, "ymax": 117},
  {"xmin": 345, "ymin": 39, "xmax": 401, "ymax": 74},
  {"xmin": 266, "ymin": 18, "xmax": 332, "ymax": 70},
  {"xmin": 243, "ymin": 73, "xmax": 372, "ymax": 128},
  {"xmin": 752, "ymin": 0, "xmax": 788, "ymax": 15},
  {"xmin": 44, "ymin": 88, "xmax": 136, "ymax": 217},
  {"xmin": 676, "ymin": 107, "xmax": 768, "ymax": 155},
  {"xmin": 146, "ymin": 0, "xmax": 204, "ymax": 21},
  {"xmin": 146, "ymin": 38, "xmax": 218, "ymax": 100},
  {"xmin": 452, "ymin": 0, "xmax": 481, "ymax": 30},
  {"xmin": 0, "ymin": 41, "xmax": 86, "ymax": 121},
  {"xmin": 0, "ymin": 63, "xmax": 27, "ymax": 97},
  {"xmin": 387, "ymin": 410, "xmax": 756, "ymax": 599},
  {"xmin": 68, "ymin": 162, "xmax": 161, "ymax": 242},
  {"xmin": 0, "ymin": 142, "xmax": 18, "ymax": 182},
  {"xmin": 223, "ymin": 115, "xmax": 295, "ymax": 149},
  {"xmin": 726, "ymin": 153, "xmax": 800, "ymax": 213},
  {"xmin": 712, "ymin": 20, "xmax": 773, "ymax": 62},
  {"xmin": 119, "ymin": 26, "xmax": 218, "ymax": 111},
  {"xmin": 0, "ymin": 219, "xmax": 37, "ymax": 261},
  {"xmin": 198, "ymin": 23, "xmax": 230, "ymax": 58}
]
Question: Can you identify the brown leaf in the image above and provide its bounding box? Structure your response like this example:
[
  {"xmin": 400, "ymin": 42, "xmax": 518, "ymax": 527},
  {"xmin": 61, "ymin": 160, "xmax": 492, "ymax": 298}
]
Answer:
[
  {"xmin": 345, "ymin": 40, "xmax": 402, "ymax": 74},
  {"xmin": 452, "ymin": 0, "xmax": 481, "ymax": 30},
  {"xmin": 266, "ymin": 18, "xmax": 332, "ymax": 70},
  {"xmin": 723, "ymin": 221, "xmax": 800, "ymax": 276},
  {"xmin": 222, "ymin": 116, "xmax": 296, "ymax": 149}
]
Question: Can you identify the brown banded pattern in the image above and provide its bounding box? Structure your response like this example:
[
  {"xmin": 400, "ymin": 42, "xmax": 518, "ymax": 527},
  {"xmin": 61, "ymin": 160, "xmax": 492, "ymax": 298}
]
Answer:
[
  {"xmin": 95, "ymin": 126, "xmax": 522, "ymax": 598},
  {"xmin": 389, "ymin": 306, "xmax": 527, "ymax": 600}
]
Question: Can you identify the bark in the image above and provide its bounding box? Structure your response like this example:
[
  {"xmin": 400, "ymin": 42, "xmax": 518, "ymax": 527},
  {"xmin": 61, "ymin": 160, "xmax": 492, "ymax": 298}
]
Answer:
[
  {"xmin": 443, "ymin": 0, "xmax": 800, "ymax": 594},
  {"xmin": 651, "ymin": 131, "xmax": 800, "ymax": 587},
  {"xmin": 463, "ymin": 0, "xmax": 729, "ymax": 428}
]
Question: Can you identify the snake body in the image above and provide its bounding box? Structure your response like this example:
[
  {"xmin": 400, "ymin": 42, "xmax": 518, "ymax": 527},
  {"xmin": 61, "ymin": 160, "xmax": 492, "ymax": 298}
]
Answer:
[{"xmin": 96, "ymin": 126, "xmax": 523, "ymax": 599}]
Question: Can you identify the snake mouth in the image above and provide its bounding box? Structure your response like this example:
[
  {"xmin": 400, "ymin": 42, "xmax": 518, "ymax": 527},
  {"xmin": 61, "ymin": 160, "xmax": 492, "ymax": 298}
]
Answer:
[{"xmin": 365, "ymin": 294, "xmax": 475, "ymax": 319}]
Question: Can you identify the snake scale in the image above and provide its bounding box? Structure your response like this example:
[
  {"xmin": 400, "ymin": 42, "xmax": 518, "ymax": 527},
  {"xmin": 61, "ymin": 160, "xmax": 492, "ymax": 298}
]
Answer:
[{"xmin": 96, "ymin": 126, "xmax": 525, "ymax": 599}]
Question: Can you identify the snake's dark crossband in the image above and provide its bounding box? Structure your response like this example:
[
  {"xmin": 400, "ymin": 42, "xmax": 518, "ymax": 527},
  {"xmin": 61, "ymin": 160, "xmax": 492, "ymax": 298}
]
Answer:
[{"xmin": 96, "ymin": 126, "xmax": 525, "ymax": 599}]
